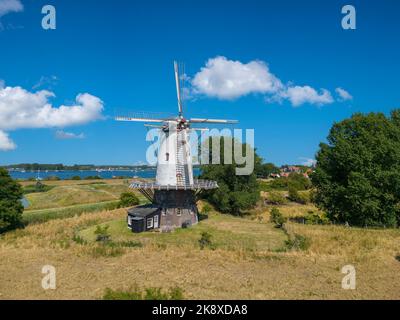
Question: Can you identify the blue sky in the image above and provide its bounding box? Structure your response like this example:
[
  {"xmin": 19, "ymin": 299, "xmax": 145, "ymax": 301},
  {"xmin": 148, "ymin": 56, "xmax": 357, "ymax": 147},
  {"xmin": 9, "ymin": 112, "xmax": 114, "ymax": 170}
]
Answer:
[{"xmin": 0, "ymin": 0, "xmax": 399, "ymax": 166}]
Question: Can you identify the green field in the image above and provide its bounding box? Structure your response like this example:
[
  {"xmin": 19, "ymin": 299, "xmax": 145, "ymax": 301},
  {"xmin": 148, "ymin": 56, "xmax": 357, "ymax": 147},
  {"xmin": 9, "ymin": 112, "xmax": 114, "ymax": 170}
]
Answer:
[
  {"xmin": 24, "ymin": 183, "xmax": 131, "ymax": 210},
  {"xmin": 79, "ymin": 212, "xmax": 287, "ymax": 252},
  {"xmin": 21, "ymin": 180, "xmax": 147, "ymax": 225}
]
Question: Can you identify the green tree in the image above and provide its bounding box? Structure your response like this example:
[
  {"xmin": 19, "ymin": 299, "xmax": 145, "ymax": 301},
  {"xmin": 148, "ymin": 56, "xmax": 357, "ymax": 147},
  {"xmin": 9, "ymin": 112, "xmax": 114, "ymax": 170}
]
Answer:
[
  {"xmin": 255, "ymin": 162, "xmax": 280, "ymax": 178},
  {"xmin": 312, "ymin": 110, "xmax": 400, "ymax": 227},
  {"xmin": 119, "ymin": 192, "xmax": 140, "ymax": 208},
  {"xmin": 199, "ymin": 136, "xmax": 260, "ymax": 215},
  {"xmin": 287, "ymin": 172, "xmax": 311, "ymax": 190},
  {"xmin": 288, "ymin": 185, "xmax": 301, "ymax": 202},
  {"xmin": 0, "ymin": 168, "xmax": 24, "ymax": 233}
]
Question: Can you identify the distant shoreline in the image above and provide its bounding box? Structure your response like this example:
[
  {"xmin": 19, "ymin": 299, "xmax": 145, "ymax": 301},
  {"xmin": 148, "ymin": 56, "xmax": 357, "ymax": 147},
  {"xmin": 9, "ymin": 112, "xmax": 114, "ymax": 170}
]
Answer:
[{"xmin": 8, "ymin": 168, "xmax": 201, "ymax": 181}]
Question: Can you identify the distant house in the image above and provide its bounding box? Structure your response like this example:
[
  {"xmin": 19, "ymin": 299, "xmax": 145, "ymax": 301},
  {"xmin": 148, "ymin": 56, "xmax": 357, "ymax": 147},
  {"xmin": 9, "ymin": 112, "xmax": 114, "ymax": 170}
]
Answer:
[
  {"xmin": 269, "ymin": 173, "xmax": 280, "ymax": 178},
  {"xmin": 281, "ymin": 165, "xmax": 301, "ymax": 173}
]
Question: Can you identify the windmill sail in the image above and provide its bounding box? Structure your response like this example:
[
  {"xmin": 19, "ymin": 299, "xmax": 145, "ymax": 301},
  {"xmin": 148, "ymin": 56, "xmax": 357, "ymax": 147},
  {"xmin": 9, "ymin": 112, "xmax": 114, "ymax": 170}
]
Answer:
[
  {"xmin": 115, "ymin": 116, "xmax": 164, "ymax": 123},
  {"xmin": 174, "ymin": 61, "xmax": 183, "ymax": 116},
  {"xmin": 189, "ymin": 118, "xmax": 238, "ymax": 124}
]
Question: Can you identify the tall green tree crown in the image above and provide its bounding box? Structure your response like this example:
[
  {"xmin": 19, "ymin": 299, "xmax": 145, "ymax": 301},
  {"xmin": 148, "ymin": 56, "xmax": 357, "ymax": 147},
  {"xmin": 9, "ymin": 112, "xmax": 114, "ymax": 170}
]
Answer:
[
  {"xmin": 312, "ymin": 110, "xmax": 400, "ymax": 227},
  {"xmin": 199, "ymin": 136, "xmax": 260, "ymax": 215},
  {"xmin": 0, "ymin": 168, "xmax": 24, "ymax": 233}
]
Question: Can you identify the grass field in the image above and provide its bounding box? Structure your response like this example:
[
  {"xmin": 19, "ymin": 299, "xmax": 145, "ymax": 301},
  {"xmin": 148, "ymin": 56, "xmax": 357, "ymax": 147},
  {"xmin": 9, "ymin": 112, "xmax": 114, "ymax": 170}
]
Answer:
[
  {"xmin": 0, "ymin": 179, "xmax": 399, "ymax": 299},
  {"xmin": 78, "ymin": 212, "xmax": 287, "ymax": 252},
  {"xmin": 24, "ymin": 182, "xmax": 131, "ymax": 210}
]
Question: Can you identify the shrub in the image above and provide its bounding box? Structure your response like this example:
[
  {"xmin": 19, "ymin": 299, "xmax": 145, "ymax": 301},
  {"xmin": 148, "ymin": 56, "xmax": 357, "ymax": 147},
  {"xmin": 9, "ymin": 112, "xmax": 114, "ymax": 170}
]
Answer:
[
  {"xmin": 266, "ymin": 191, "xmax": 287, "ymax": 205},
  {"xmin": 23, "ymin": 183, "xmax": 54, "ymax": 194},
  {"xmin": 71, "ymin": 176, "xmax": 81, "ymax": 180},
  {"xmin": 103, "ymin": 286, "xmax": 184, "ymax": 300},
  {"xmin": 202, "ymin": 203, "xmax": 212, "ymax": 215},
  {"xmin": 267, "ymin": 173, "xmax": 311, "ymax": 191},
  {"xmin": 72, "ymin": 234, "xmax": 87, "ymax": 245},
  {"xmin": 269, "ymin": 207, "xmax": 286, "ymax": 228},
  {"xmin": 94, "ymin": 225, "xmax": 111, "ymax": 243},
  {"xmin": 103, "ymin": 287, "xmax": 142, "ymax": 300},
  {"xmin": 288, "ymin": 186, "xmax": 308, "ymax": 203},
  {"xmin": 269, "ymin": 177, "xmax": 289, "ymax": 190},
  {"xmin": 0, "ymin": 168, "xmax": 24, "ymax": 233},
  {"xmin": 84, "ymin": 175, "xmax": 102, "ymax": 180},
  {"xmin": 168, "ymin": 287, "xmax": 184, "ymax": 300},
  {"xmin": 288, "ymin": 172, "xmax": 312, "ymax": 190},
  {"xmin": 198, "ymin": 231, "xmax": 214, "ymax": 249},
  {"xmin": 296, "ymin": 190, "xmax": 311, "ymax": 204},
  {"xmin": 285, "ymin": 234, "xmax": 311, "ymax": 251},
  {"xmin": 119, "ymin": 192, "xmax": 140, "ymax": 208},
  {"xmin": 304, "ymin": 211, "xmax": 330, "ymax": 225}
]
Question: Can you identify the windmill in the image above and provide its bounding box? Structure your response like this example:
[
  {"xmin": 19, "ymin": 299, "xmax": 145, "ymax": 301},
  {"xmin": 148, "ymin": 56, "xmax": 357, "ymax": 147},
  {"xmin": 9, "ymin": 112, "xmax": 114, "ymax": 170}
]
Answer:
[{"xmin": 116, "ymin": 61, "xmax": 238, "ymax": 233}]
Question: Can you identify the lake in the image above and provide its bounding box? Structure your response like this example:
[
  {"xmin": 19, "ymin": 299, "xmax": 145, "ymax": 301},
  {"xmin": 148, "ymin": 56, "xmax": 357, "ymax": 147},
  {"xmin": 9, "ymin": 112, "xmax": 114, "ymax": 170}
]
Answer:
[{"xmin": 9, "ymin": 168, "xmax": 201, "ymax": 180}]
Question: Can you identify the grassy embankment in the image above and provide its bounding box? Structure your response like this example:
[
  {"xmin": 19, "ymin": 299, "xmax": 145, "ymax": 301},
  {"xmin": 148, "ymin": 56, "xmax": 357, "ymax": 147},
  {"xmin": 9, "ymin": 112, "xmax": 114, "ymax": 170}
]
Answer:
[{"xmin": 21, "ymin": 180, "xmax": 146, "ymax": 225}]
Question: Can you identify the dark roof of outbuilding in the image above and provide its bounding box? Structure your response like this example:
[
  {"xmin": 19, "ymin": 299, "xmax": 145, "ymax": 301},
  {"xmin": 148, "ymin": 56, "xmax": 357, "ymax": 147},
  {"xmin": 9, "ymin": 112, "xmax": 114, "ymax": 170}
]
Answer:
[{"xmin": 127, "ymin": 204, "xmax": 160, "ymax": 218}]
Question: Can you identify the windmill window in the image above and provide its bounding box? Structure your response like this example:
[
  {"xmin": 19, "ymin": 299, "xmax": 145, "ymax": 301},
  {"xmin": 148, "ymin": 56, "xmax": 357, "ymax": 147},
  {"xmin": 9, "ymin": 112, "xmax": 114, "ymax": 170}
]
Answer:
[
  {"xmin": 165, "ymin": 153, "xmax": 169, "ymax": 161},
  {"xmin": 147, "ymin": 217, "xmax": 153, "ymax": 229},
  {"xmin": 177, "ymin": 208, "xmax": 182, "ymax": 216}
]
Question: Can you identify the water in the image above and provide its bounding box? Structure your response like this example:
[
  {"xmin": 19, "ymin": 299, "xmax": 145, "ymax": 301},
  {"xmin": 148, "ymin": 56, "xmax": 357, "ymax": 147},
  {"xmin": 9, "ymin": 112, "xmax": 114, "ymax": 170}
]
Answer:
[{"xmin": 9, "ymin": 168, "xmax": 201, "ymax": 180}]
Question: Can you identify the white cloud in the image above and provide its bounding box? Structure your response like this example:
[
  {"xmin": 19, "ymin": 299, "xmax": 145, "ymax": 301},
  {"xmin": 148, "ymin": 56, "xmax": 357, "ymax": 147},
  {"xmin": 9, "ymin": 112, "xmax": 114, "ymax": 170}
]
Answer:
[
  {"xmin": 0, "ymin": 0, "xmax": 23, "ymax": 30},
  {"xmin": 0, "ymin": 83, "xmax": 104, "ymax": 150},
  {"xmin": 0, "ymin": 130, "xmax": 16, "ymax": 150},
  {"xmin": 299, "ymin": 157, "xmax": 317, "ymax": 167},
  {"xmin": 192, "ymin": 56, "xmax": 283, "ymax": 99},
  {"xmin": 335, "ymin": 87, "xmax": 353, "ymax": 101},
  {"xmin": 281, "ymin": 86, "xmax": 334, "ymax": 107},
  {"xmin": 55, "ymin": 130, "xmax": 85, "ymax": 140},
  {"xmin": 191, "ymin": 56, "xmax": 349, "ymax": 107},
  {"xmin": 0, "ymin": 0, "xmax": 23, "ymax": 17},
  {"xmin": 0, "ymin": 85, "xmax": 104, "ymax": 130}
]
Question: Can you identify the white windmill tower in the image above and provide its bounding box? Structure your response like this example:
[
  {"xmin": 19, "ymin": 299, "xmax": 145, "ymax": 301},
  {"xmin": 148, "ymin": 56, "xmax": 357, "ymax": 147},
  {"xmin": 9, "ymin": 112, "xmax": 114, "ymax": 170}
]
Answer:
[{"xmin": 116, "ymin": 61, "xmax": 238, "ymax": 232}]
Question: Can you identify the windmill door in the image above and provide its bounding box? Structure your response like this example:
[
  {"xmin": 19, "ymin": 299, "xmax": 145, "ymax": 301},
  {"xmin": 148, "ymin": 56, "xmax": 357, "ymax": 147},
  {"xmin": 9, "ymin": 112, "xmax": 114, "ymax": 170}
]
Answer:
[{"xmin": 154, "ymin": 214, "xmax": 159, "ymax": 228}]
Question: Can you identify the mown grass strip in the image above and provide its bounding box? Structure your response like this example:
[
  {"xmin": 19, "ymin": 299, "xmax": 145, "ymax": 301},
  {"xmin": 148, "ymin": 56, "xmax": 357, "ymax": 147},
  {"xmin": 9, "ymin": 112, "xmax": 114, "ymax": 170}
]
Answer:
[{"xmin": 22, "ymin": 200, "xmax": 120, "ymax": 225}]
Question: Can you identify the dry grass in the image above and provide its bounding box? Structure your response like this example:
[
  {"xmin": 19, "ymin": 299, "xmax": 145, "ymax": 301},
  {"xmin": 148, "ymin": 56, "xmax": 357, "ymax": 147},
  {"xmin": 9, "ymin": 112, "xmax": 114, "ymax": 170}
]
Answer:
[
  {"xmin": 1, "ymin": 184, "xmax": 400, "ymax": 299},
  {"xmin": 259, "ymin": 203, "xmax": 323, "ymax": 220},
  {"xmin": 78, "ymin": 212, "xmax": 286, "ymax": 253},
  {"xmin": 1, "ymin": 202, "xmax": 400, "ymax": 299}
]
